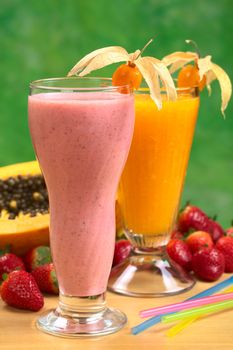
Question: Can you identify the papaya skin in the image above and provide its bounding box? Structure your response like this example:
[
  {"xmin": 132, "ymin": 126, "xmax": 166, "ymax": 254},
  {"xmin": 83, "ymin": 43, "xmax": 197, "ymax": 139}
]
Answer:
[{"xmin": 0, "ymin": 161, "xmax": 49, "ymax": 256}]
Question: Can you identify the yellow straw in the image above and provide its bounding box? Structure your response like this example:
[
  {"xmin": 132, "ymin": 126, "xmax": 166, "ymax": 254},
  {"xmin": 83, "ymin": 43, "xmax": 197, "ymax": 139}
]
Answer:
[{"xmin": 166, "ymin": 285, "xmax": 233, "ymax": 337}]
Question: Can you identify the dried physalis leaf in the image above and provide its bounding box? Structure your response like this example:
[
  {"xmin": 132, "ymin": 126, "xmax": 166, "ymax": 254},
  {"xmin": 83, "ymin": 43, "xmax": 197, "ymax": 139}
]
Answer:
[
  {"xmin": 199, "ymin": 60, "xmax": 232, "ymax": 117},
  {"xmin": 135, "ymin": 56, "xmax": 178, "ymax": 108},
  {"xmin": 162, "ymin": 45, "xmax": 232, "ymax": 116},
  {"xmin": 67, "ymin": 40, "xmax": 177, "ymax": 109},
  {"xmin": 68, "ymin": 46, "xmax": 130, "ymax": 77},
  {"xmin": 135, "ymin": 56, "xmax": 163, "ymax": 109},
  {"xmin": 162, "ymin": 51, "xmax": 198, "ymax": 74}
]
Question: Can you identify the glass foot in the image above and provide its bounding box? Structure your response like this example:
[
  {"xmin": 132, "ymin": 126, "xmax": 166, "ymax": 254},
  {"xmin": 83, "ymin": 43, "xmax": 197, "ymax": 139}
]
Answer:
[
  {"xmin": 36, "ymin": 294, "xmax": 127, "ymax": 338},
  {"xmin": 108, "ymin": 253, "xmax": 195, "ymax": 297}
]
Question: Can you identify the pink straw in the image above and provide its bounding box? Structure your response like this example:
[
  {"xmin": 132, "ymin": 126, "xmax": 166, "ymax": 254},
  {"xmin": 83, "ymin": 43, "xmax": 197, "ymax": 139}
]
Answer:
[{"xmin": 140, "ymin": 292, "xmax": 233, "ymax": 318}]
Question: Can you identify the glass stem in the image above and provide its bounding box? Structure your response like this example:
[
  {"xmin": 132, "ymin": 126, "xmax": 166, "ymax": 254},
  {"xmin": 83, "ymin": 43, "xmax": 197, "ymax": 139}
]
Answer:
[{"xmin": 57, "ymin": 293, "xmax": 107, "ymax": 319}]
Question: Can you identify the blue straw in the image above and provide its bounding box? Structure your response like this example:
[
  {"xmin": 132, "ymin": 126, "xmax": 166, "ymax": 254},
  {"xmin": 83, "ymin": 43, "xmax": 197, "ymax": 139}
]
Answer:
[{"xmin": 131, "ymin": 276, "xmax": 233, "ymax": 335}]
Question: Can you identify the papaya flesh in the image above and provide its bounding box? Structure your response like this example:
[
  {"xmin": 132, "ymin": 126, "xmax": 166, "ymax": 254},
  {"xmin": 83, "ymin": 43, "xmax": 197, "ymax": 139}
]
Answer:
[
  {"xmin": 0, "ymin": 161, "xmax": 49, "ymax": 255},
  {"xmin": 0, "ymin": 160, "xmax": 125, "ymax": 255}
]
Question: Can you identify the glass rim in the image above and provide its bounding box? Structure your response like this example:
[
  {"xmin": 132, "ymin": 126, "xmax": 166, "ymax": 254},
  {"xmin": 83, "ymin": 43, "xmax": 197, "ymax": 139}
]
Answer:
[
  {"xmin": 136, "ymin": 86, "xmax": 199, "ymax": 96},
  {"xmin": 29, "ymin": 76, "xmax": 132, "ymax": 92},
  {"xmin": 136, "ymin": 79, "xmax": 199, "ymax": 95},
  {"xmin": 29, "ymin": 76, "xmax": 199, "ymax": 96}
]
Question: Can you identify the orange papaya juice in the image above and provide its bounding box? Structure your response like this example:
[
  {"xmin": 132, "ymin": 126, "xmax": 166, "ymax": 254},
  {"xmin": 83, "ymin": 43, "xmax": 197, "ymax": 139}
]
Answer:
[{"xmin": 118, "ymin": 89, "xmax": 199, "ymax": 236}]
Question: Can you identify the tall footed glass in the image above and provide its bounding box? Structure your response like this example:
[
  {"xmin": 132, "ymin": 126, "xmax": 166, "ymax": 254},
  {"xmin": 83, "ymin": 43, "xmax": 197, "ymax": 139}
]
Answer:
[
  {"xmin": 108, "ymin": 86, "xmax": 199, "ymax": 297},
  {"xmin": 28, "ymin": 77, "xmax": 134, "ymax": 337}
]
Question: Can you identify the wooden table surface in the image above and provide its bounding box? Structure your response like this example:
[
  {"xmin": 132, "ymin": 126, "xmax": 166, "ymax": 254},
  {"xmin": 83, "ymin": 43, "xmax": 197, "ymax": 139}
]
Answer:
[{"xmin": 1, "ymin": 274, "xmax": 233, "ymax": 350}]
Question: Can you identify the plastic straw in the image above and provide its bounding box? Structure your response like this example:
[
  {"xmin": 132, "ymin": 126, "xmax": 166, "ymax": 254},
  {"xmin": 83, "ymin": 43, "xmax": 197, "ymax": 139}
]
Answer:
[
  {"xmin": 166, "ymin": 285, "xmax": 233, "ymax": 337},
  {"xmin": 140, "ymin": 292, "xmax": 233, "ymax": 318},
  {"xmin": 162, "ymin": 299, "xmax": 233, "ymax": 324},
  {"xmin": 131, "ymin": 276, "xmax": 233, "ymax": 335}
]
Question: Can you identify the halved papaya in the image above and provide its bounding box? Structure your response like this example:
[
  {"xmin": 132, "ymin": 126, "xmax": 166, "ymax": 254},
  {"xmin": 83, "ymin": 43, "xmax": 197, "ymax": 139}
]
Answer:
[{"xmin": 0, "ymin": 161, "xmax": 49, "ymax": 255}]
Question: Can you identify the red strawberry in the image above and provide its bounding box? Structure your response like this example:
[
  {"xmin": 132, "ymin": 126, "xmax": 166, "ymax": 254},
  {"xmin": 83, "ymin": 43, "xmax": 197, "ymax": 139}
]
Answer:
[
  {"xmin": 112, "ymin": 240, "xmax": 132, "ymax": 267},
  {"xmin": 192, "ymin": 247, "xmax": 225, "ymax": 281},
  {"xmin": 0, "ymin": 253, "xmax": 25, "ymax": 280},
  {"xmin": 225, "ymin": 227, "xmax": 233, "ymax": 238},
  {"xmin": 166, "ymin": 239, "xmax": 192, "ymax": 270},
  {"xmin": 186, "ymin": 231, "xmax": 214, "ymax": 254},
  {"xmin": 32, "ymin": 263, "xmax": 59, "ymax": 294},
  {"xmin": 0, "ymin": 270, "xmax": 44, "ymax": 311},
  {"xmin": 171, "ymin": 230, "xmax": 185, "ymax": 240},
  {"xmin": 178, "ymin": 205, "xmax": 224, "ymax": 242},
  {"xmin": 207, "ymin": 219, "xmax": 224, "ymax": 242},
  {"xmin": 178, "ymin": 205, "xmax": 210, "ymax": 233},
  {"xmin": 216, "ymin": 236, "xmax": 233, "ymax": 272},
  {"xmin": 24, "ymin": 246, "xmax": 52, "ymax": 271}
]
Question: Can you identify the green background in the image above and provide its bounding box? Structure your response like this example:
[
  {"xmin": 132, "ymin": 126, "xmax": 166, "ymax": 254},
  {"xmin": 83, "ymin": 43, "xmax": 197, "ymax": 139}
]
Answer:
[{"xmin": 0, "ymin": 0, "xmax": 232, "ymax": 227}]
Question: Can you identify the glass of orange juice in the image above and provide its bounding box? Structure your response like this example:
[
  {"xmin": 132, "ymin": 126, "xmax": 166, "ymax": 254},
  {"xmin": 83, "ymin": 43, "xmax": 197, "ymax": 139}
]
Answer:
[{"xmin": 108, "ymin": 85, "xmax": 199, "ymax": 297}]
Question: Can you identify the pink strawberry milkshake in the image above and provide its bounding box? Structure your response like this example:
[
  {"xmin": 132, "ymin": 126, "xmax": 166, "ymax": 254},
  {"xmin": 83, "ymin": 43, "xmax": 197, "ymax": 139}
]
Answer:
[{"xmin": 28, "ymin": 91, "xmax": 134, "ymax": 297}]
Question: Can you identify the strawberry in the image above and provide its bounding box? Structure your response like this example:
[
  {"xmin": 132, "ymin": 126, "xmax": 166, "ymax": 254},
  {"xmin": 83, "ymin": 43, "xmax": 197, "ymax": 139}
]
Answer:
[
  {"xmin": 178, "ymin": 205, "xmax": 224, "ymax": 242},
  {"xmin": 216, "ymin": 236, "xmax": 233, "ymax": 272},
  {"xmin": 24, "ymin": 246, "xmax": 52, "ymax": 271},
  {"xmin": 112, "ymin": 240, "xmax": 132, "ymax": 267},
  {"xmin": 170, "ymin": 230, "xmax": 185, "ymax": 240},
  {"xmin": 186, "ymin": 231, "xmax": 214, "ymax": 254},
  {"xmin": 0, "ymin": 270, "xmax": 44, "ymax": 311},
  {"xmin": 166, "ymin": 239, "xmax": 192, "ymax": 270},
  {"xmin": 207, "ymin": 218, "xmax": 224, "ymax": 242},
  {"xmin": 178, "ymin": 205, "xmax": 210, "ymax": 233},
  {"xmin": 225, "ymin": 227, "xmax": 233, "ymax": 238},
  {"xmin": 32, "ymin": 263, "xmax": 59, "ymax": 294},
  {"xmin": 0, "ymin": 253, "xmax": 25, "ymax": 280},
  {"xmin": 192, "ymin": 247, "xmax": 225, "ymax": 281}
]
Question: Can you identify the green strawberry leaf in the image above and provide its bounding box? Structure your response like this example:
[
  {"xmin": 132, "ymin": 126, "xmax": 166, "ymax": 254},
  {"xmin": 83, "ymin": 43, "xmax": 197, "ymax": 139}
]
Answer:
[
  {"xmin": 211, "ymin": 214, "xmax": 218, "ymax": 221},
  {"xmin": 2, "ymin": 273, "xmax": 8, "ymax": 281},
  {"xmin": 50, "ymin": 269, "xmax": 59, "ymax": 293},
  {"xmin": 36, "ymin": 246, "xmax": 52, "ymax": 266},
  {"xmin": 0, "ymin": 245, "xmax": 12, "ymax": 257}
]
